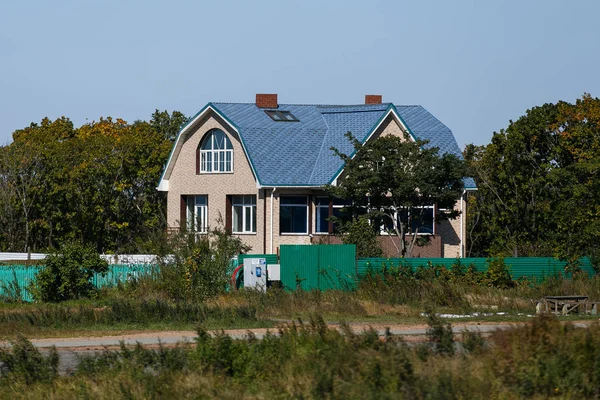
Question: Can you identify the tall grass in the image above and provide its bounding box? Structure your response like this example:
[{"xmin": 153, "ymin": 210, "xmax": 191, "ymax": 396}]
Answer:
[{"xmin": 1, "ymin": 315, "xmax": 599, "ymax": 398}]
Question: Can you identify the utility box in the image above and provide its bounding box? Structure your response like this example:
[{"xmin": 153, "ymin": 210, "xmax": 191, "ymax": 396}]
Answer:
[
  {"xmin": 267, "ymin": 264, "xmax": 280, "ymax": 281},
  {"xmin": 244, "ymin": 257, "xmax": 267, "ymax": 292}
]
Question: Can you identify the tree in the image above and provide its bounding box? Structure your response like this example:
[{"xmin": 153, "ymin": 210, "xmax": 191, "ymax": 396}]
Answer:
[
  {"xmin": 329, "ymin": 133, "xmax": 465, "ymax": 257},
  {"xmin": 150, "ymin": 109, "xmax": 188, "ymax": 142},
  {"xmin": 466, "ymin": 94, "xmax": 600, "ymax": 265},
  {"xmin": 0, "ymin": 111, "xmax": 183, "ymax": 253}
]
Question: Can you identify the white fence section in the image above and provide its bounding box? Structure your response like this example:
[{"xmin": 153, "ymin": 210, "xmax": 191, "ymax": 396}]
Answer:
[
  {"xmin": 0, "ymin": 253, "xmax": 161, "ymax": 264},
  {"xmin": 0, "ymin": 253, "xmax": 46, "ymax": 261}
]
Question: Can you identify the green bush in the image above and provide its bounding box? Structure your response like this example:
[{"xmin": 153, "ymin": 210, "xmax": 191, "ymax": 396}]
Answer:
[
  {"xmin": 28, "ymin": 241, "xmax": 108, "ymax": 302},
  {"xmin": 426, "ymin": 311, "xmax": 455, "ymax": 356},
  {"xmin": 0, "ymin": 335, "xmax": 59, "ymax": 384},
  {"xmin": 337, "ymin": 215, "xmax": 383, "ymax": 258},
  {"xmin": 158, "ymin": 226, "xmax": 250, "ymax": 302},
  {"xmin": 484, "ymin": 258, "xmax": 512, "ymax": 288}
]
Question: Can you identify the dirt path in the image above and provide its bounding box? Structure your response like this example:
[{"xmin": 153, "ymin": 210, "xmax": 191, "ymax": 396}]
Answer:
[{"xmin": 5, "ymin": 320, "xmax": 529, "ymax": 350}]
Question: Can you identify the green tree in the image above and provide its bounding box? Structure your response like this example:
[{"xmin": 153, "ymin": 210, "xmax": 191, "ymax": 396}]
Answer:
[
  {"xmin": 329, "ymin": 133, "xmax": 465, "ymax": 257},
  {"xmin": 150, "ymin": 109, "xmax": 188, "ymax": 142},
  {"xmin": 464, "ymin": 103, "xmax": 561, "ymax": 257},
  {"xmin": 337, "ymin": 215, "xmax": 383, "ymax": 258},
  {"xmin": 0, "ymin": 111, "xmax": 181, "ymax": 253},
  {"xmin": 466, "ymin": 94, "xmax": 600, "ymax": 264}
]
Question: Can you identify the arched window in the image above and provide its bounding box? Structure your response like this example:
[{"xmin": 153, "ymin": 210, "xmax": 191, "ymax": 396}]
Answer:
[{"xmin": 199, "ymin": 129, "xmax": 233, "ymax": 173}]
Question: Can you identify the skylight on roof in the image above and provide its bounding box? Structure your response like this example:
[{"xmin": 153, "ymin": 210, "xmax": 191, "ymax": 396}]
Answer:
[{"xmin": 265, "ymin": 110, "xmax": 299, "ymax": 122}]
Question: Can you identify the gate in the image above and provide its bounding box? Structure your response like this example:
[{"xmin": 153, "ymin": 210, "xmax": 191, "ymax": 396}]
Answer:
[{"xmin": 280, "ymin": 244, "xmax": 356, "ymax": 290}]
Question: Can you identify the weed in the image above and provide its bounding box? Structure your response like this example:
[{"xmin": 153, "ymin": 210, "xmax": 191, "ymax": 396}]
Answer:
[
  {"xmin": 461, "ymin": 329, "xmax": 485, "ymax": 353},
  {"xmin": 0, "ymin": 335, "xmax": 58, "ymax": 384},
  {"xmin": 426, "ymin": 311, "xmax": 455, "ymax": 356}
]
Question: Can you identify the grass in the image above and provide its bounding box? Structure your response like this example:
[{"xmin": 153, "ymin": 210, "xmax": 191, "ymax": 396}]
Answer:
[
  {"xmin": 3, "ymin": 264, "xmax": 600, "ymax": 340},
  {"xmin": 0, "ymin": 298, "xmax": 275, "ymax": 340},
  {"xmin": 1, "ymin": 314, "xmax": 600, "ymax": 399}
]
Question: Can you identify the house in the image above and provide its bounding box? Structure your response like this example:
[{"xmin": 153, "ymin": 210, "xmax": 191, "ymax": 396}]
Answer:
[{"xmin": 157, "ymin": 94, "xmax": 476, "ymax": 257}]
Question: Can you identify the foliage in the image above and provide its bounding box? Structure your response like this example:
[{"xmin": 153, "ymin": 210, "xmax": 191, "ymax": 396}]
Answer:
[
  {"xmin": 28, "ymin": 241, "xmax": 108, "ymax": 302},
  {"xmin": 491, "ymin": 314, "xmax": 600, "ymax": 397},
  {"xmin": 0, "ymin": 299, "xmax": 265, "ymax": 334},
  {"xmin": 461, "ymin": 329, "xmax": 485, "ymax": 354},
  {"xmin": 158, "ymin": 226, "xmax": 250, "ymax": 302},
  {"xmin": 329, "ymin": 132, "xmax": 465, "ymax": 257},
  {"xmin": 4, "ymin": 315, "xmax": 600, "ymax": 398},
  {"xmin": 0, "ymin": 335, "xmax": 58, "ymax": 384},
  {"xmin": 0, "ymin": 111, "xmax": 183, "ymax": 253},
  {"xmin": 425, "ymin": 310, "xmax": 455, "ymax": 355},
  {"xmin": 149, "ymin": 109, "xmax": 188, "ymax": 142},
  {"xmin": 483, "ymin": 258, "xmax": 513, "ymax": 288},
  {"xmin": 337, "ymin": 215, "xmax": 383, "ymax": 257},
  {"xmin": 466, "ymin": 94, "xmax": 600, "ymax": 263},
  {"xmin": 0, "ymin": 269, "xmax": 23, "ymax": 303}
]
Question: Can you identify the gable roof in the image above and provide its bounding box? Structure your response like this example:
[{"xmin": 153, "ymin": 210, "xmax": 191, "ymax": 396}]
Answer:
[{"xmin": 158, "ymin": 102, "xmax": 475, "ymax": 189}]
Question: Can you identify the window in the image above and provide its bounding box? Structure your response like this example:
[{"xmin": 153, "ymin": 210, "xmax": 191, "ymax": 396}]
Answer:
[
  {"xmin": 232, "ymin": 195, "xmax": 256, "ymax": 233},
  {"xmin": 410, "ymin": 206, "xmax": 434, "ymax": 234},
  {"xmin": 265, "ymin": 110, "xmax": 299, "ymax": 122},
  {"xmin": 280, "ymin": 196, "xmax": 308, "ymax": 234},
  {"xmin": 381, "ymin": 206, "xmax": 434, "ymax": 235},
  {"xmin": 187, "ymin": 195, "xmax": 208, "ymax": 233},
  {"xmin": 316, "ymin": 197, "xmax": 353, "ymax": 234},
  {"xmin": 199, "ymin": 129, "xmax": 233, "ymax": 173}
]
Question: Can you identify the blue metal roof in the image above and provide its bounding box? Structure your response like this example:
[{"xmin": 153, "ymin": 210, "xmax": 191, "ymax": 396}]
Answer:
[{"xmin": 208, "ymin": 102, "xmax": 471, "ymax": 187}]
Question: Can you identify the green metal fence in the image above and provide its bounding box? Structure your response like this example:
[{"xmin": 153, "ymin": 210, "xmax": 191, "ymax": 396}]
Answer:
[
  {"xmin": 0, "ymin": 264, "xmax": 156, "ymax": 302},
  {"xmin": 280, "ymin": 244, "xmax": 356, "ymax": 290},
  {"xmin": 357, "ymin": 257, "xmax": 596, "ymax": 280}
]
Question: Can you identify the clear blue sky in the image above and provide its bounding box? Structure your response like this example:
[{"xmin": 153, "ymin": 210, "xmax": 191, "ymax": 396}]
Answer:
[{"xmin": 1, "ymin": 0, "xmax": 599, "ymax": 148}]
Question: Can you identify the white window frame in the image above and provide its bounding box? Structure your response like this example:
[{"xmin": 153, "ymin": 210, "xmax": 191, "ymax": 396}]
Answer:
[
  {"xmin": 188, "ymin": 195, "xmax": 208, "ymax": 233},
  {"xmin": 232, "ymin": 195, "xmax": 256, "ymax": 234},
  {"xmin": 199, "ymin": 130, "xmax": 233, "ymax": 173},
  {"xmin": 280, "ymin": 195, "xmax": 309, "ymax": 235}
]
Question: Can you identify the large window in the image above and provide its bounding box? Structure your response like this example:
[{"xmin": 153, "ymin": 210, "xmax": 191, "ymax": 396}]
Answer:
[
  {"xmin": 199, "ymin": 129, "xmax": 233, "ymax": 173},
  {"xmin": 187, "ymin": 195, "xmax": 208, "ymax": 233},
  {"xmin": 316, "ymin": 197, "xmax": 352, "ymax": 234},
  {"xmin": 232, "ymin": 195, "xmax": 256, "ymax": 234},
  {"xmin": 280, "ymin": 196, "xmax": 308, "ymax": 234}
]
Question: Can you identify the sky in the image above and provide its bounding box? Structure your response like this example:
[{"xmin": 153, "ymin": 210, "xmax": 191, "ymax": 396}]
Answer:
[{"xmin": 1, "ymin": 0, "xmax": 599, "ymax": 149}]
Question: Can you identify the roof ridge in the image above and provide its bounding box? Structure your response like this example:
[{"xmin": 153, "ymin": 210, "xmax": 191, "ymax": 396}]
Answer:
[{"xmin": 308, "ymin": 112, "xmax": 333, "ymax": 184}]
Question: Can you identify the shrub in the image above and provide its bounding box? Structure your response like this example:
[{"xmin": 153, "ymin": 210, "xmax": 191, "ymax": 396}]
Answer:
[
  {"xmin": 0, "ymin": 269, "xmax": 23, "ymax": 303},
  {"xmin": 426, "ymin": 311, "xmax": 455, "ymax": 356},
  {"xmin": 484, "ymin": 258, "xmax": 512, "ymax": 288},
  {"xmin": 0, "ymin": 335, "xmax": 59, "ymax": 384},
  {"xmin": 28, "ymin": 241, "xmax": 108, "ymax": 302},
  {"xmin": 159, "ymin": 226, "xmax": 250, "ymax": 302},
  {"xmin": 337, "ymin": 215, "xmax": 383, "ymax": 258},
  {"xmin": 461, "ymin": 329, "xmax": 485, "ymax": 353}
]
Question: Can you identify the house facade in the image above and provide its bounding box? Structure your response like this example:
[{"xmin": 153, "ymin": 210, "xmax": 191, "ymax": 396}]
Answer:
[{"xmin": 158, "ymin": 94, "xmax": 476, "ymax": 258}]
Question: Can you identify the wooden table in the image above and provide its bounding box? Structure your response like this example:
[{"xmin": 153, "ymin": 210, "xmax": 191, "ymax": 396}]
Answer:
[{"xmin": 539, "ymin": 295, "xmax": 590, "ymax": 315}]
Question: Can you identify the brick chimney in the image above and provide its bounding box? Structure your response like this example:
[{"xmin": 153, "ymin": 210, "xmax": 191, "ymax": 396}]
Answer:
[
  {"xmin": 256, "ymin": 94, "xmax": 278, "ymax": 108},
  {"xmin": 365, "ymin": 95, "xmax": 382, "ymax": 104}
]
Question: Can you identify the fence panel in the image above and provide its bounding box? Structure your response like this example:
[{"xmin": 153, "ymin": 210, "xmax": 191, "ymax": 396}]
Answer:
[
  {"xmin": 280, "ymin": 245, "xmax": 356, "ymax": 290},
  {"xmin": 357, "ymin": 257, "xmax": 595, "ymax": 280},
  {"xmin": 0, "ymin": 264, "xmax": 157, "ymax": 302},
  {"xmin": 317, "ymin": 244, "xmax": 357, "ymax": 290},
  {"xmin": 281, "ymin": 245, "xmax": 320, "ymax": 290}
]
